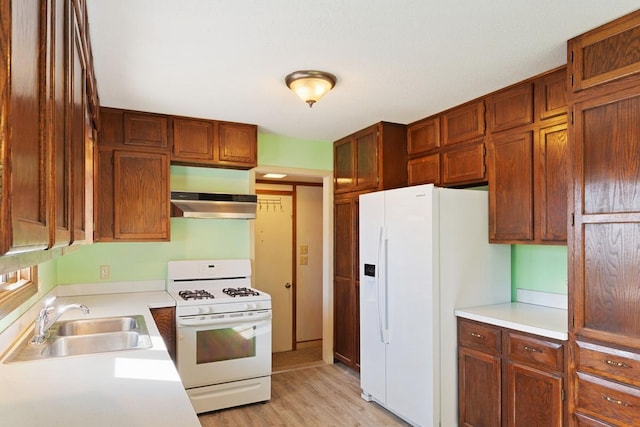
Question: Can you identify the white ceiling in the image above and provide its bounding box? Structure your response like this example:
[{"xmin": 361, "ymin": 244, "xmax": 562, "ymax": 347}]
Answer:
[{"xmin": 87, "ymin": 1, "xmax": 640, "ymax": 143}]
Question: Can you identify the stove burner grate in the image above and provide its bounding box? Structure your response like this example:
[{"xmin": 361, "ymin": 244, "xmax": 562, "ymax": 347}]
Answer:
[
  {"xmin": 223, "ymin": 287, "xmax": 260, "ymax": 297},
  {"xmin": 178, "ymin": 289, "xmax": 215, "ymax": 300}
]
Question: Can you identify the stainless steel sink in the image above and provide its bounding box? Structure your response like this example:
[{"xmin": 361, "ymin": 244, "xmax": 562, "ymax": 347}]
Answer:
[
  {"xmin": 43, "ymin": 331, "xmax": 150, "ymax": 357},
  {"xmin": 3, "ymin": 315, "xmax": 152, "ymax": 363},
  {"xmin": 53, "ymin": 316, "xmax": 140, "ymax": 336}
]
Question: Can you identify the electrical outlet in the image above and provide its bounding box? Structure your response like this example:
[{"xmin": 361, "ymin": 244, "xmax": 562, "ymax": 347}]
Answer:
[
  {"xmin": 300, "ymin": 244, "xmax": 308, "ymax": 254},
  {"xmin": 300, "ymin": 256, "xmax": 308, "ymax": 265},
  {"xmin": 99, "ymin": 265, "xmax": 110, "ymax": 280}
]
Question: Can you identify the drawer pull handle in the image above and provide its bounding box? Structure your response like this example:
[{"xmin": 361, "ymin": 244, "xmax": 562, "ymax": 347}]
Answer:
[
  {"xmin": 523, "ymin": 345, "xmax": 542, "ymax": 353},
  {"xmin": 469, "ymin": 332, "xmax": 483, "ymax": 339},
  {"xmin": 605, "ymin": 359, "xmax": 631, "ymax": 369},
  {"xmin": 602, "ymin": 395, "xmax": 631, "ymax": 407}
]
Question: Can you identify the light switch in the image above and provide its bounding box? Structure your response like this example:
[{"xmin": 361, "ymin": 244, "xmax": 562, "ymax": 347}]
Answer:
[
  {"xmin": 300, "ymin": 244, "xmax": 308, "ymax": 254},
  {"xmin": 300, "ymin": 256, "xmax": 308, "ymax": 265}
]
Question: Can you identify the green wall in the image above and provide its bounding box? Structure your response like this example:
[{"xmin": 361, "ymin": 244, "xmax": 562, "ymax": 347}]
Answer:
[
  {"xmin": 511, "ymin": 245, "xmax": 568, "ymax": 296},
  {"xmin": 55, "ymin": 132, "xmax": 333, "ymax": 285},
  {"xmin": 258, "ymin": 133, "xmax": 333, "ymax": 170}
]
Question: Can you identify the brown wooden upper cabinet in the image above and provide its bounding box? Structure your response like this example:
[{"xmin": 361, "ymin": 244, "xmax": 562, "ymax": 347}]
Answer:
[
  {"xmin": 95, "ymin": 107, "xmax": 170, "ymax": 242},
  {"xmin": 407, "ymin": 112, "xmax": 486, "ymax": 187},
  {"xmin": 333, "ymin": 122, "xmax": 407, "ymax": 194},
  {"xmin": 408, "ymin": 154, "xmax": 440, "ymax": 186},
  {"xmin": 487, "ymin": 129, "xmax": 535, "ymax": 242},
  {"xmin": 171, "ymin": 118, "xmax": 257, "ymax": 169},
  {"xmin": 1, "ymin": 0, "xmax": 96, "ymax": 256},
  {"xmin": 535, "ymin": 67, "xmax": 568, "ymax": 121},
  {"xmin": 568, "ymin": 10, "xmax": 640, "ymax": 92},
  {"xmin": 486, "ymin": 83, "xmax": 533, "ymax": 133},
  {"xmin": 123, "ymin": 112, "xmax": 169, "ymax": 149},
  {"xmin": 442, "ymin": 100, "xmax": 485, "ymax": 146},
  {"xmin": 407, "ymin": 116, "xmax": 440, "ymax": 156},
  {"xmin": 441, "ymin": 142, "xmax": 485, "ymax": 186}
]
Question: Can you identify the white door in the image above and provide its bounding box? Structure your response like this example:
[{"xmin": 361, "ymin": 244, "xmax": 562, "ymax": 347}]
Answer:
[{"xmin": 255, "ymin": 194, "xmax": 293, "ymax": 352}]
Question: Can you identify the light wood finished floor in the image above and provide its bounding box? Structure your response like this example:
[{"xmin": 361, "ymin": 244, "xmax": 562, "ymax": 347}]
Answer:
[
  {"xmin": 272, "ymin": 340, "xmax": 324, "ymax": 373},
  {"xmin": 198, "ymin": 363, "xmax": 411, "ymax": 426}
]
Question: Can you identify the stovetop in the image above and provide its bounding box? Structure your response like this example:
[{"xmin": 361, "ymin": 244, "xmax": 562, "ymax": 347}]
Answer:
[{"xmin": 166, "ymin": 259, "xmax": 271, "ymax": 313}]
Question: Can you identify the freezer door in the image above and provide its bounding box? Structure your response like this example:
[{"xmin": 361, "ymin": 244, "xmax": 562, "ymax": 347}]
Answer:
[
  {"xmin": 359, "ymin": 190, "xmax": 387, "ymax": 404},
  {"xmin": 384, "ymin": 184, "xmax": 438, "ymax": 426}
]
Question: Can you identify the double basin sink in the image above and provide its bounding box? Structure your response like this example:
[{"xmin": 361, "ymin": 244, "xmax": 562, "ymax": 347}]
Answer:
[{"xmin": 4, "ymin": 315, "xmax": 152, "ymax": 363}]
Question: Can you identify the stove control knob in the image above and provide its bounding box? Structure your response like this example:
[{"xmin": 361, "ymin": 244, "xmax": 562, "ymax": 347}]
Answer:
[{"xmin": 247, "ymin": 303, "xmax": 257, "ymax": 310}]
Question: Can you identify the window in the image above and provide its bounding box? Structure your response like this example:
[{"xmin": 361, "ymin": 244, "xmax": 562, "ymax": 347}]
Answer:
[{"xmin": 0, "ymin": 266, "xmax": 38, "ymax": 320}]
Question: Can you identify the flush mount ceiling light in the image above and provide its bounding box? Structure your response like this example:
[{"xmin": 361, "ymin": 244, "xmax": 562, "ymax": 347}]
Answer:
[
  {"xmin": 263, "ymin": 173, "xmax": 287, "ymax": 179},
  {"xmin": 285, "ymin": 70, "xmax": 337, "ymax": 108}
]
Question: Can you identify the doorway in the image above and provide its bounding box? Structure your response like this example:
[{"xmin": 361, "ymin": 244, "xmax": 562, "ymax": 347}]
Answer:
[
  {"xmin": 251, "ymin": 166, "xmax": 332, "ymax": 364},
  {"xmin": 254, "ymin": 183, "xmax": 323, "ymax": 357}
]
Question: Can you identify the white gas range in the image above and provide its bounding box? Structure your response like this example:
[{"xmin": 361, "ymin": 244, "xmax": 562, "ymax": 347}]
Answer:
[{"xmin": 167, "ymin": 259, "xmax": 272, "ymax": 414}]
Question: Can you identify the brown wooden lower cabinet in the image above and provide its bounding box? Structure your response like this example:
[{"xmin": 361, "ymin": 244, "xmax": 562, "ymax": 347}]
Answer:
[
  {"xmin": 572, "ymin": 340, "xmax": 640, "ymax": 426},
  {"xmin": 150, "ymin": 306, "xmax": 176, "ymax": 363},
  {"xmin": 458, "ymin": 318, "xmax": 566, "ymax": 427}
]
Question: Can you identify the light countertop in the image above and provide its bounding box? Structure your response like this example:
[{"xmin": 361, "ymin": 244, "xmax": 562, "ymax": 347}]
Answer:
[
  {"xmin": 0, "ymin": 289, "xmax": 201, "ymax": 427},
  {"xmin": 455, "ymin": 302, "xmax": 568, "ymax": 341}
]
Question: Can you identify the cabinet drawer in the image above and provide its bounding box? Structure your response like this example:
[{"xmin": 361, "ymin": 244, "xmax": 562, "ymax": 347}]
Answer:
[
  {"xmin": 576, "ymin": 341, "xmax": 640, "ymax": 388},
  {"xmin": 507, "ymin": 332, "xmax": 564, "ymax": 372},
  {"xmin": 576, "ymin": 372, "xmax": 640, "ymax": 427},
  {"xmin": 574, "ymin": 413, "xmax": 616, "ymax": 427},
  {"xmin": 458, "ymin": 319, "xmax": 501, "ymax": 355}
]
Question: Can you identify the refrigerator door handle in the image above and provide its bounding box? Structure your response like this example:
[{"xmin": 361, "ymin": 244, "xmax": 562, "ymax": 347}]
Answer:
[
  {"xmin": 376, "ymin": 226, "xmax": 386, "ymax": 343},
  {"xmin": 377, "ymin": 226, "xmax": 389, "ymax": 344}
]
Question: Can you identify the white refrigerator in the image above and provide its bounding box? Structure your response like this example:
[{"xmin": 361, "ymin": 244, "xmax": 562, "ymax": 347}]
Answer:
[{"xmin": 359, "ymin": 184, "xmax": 511, "ymax": 427}]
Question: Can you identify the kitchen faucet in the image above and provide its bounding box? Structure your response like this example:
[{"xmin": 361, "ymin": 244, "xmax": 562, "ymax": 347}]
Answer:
[{"xmin": 30, "ymin": 297, "xmax": 90, "ymax": 345}]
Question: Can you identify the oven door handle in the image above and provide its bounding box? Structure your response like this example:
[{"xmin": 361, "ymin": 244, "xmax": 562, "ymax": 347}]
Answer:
[{"xmin": 178, "ymin": 311, "xmax": 272, "ymax": 327}]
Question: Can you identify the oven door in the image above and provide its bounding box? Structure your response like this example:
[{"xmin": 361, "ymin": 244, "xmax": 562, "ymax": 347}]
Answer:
[{"xmin": 176, "ymin": 310, "xmax": 272, "ymax": 389}]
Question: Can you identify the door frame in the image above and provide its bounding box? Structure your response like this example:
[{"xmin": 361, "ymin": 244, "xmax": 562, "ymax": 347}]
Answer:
[{"xmin": 250, "ymin": 166, "xmax": 334, "ymax": 364}]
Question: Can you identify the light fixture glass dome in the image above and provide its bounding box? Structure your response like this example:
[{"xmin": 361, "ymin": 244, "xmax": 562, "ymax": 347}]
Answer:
[{"xmin": 285, "ymin": 70, "xmax": 337, "ymax": 107}]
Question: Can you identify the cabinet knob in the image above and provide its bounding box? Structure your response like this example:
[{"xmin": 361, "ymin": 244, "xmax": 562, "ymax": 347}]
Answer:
[
  {"xmin": 523, "ymin": 345, "xmax": 542, "ymax": 353},
  {"xmin": 469, "ymin": 332, "xmax": 483, "ymax": 339}
]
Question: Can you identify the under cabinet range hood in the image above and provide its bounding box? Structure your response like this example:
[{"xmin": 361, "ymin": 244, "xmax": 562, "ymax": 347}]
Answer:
[{"xmin": 170, "ymin": 192, "xmax": 257, "ymax": 219}]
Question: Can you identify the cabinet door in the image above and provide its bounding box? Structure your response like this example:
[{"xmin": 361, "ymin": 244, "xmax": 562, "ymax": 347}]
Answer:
[
  {"xmin": 355, "ymin": 128, "xmax": 378, "ymax": 191},
  {"xmin": 458, "ymin": 347, "xmax": 502, "ymax": 427},
  {"xmin": 488, "ymin": 130, "xmax": 534, "ymax": 242},
  {"xmin": 172, "ymin": 118, "xmax": 215, "ymax": 162},
  {"xmin": 487, "ymin": 83, "xmax": 533, "ymax": 133},
  {"xmin": 507, "ymin": 363, "xmax": 563, "ymax": 427},
  {"xmin": 150, "ymin": 306, "xmax": 176, "ymax": 363},
  {"xmin": 70, "ymin": 15, "xmax": 87, "ymax": 244},
  {"xmin": 334, "ymin": 138, "xmax": 354, "ymax": 193},
  {"xmin": 442, "ymin": 100, "xmax": 485, "ymax": 146},
  {"xmin": 123, "ymin": 112, "xmax": 168, "ymax": 149},
  {"xmin": 408, "ymin": 117, "xmax": 440, "ymax": 155},
  {"xmin": 568, "ymin": 11, "xmax": 640, "ymax": 92},
  {"xmin": 113, "ymin": 151, "xmax": 169, "ymax": 241},
  {"xmin": 408, "ymin": 154, "xmax": 440, "ymax": 186},
  {"xmin": 333, "ymin": 196, "xmax": 358, "ymax": 367},
  {"xmin": 1, "ymin": 0, "xmax": 50, "ymax": 255},
  {"xmin": 48, "ymin": 0, "xmax": 71, "ymax": 248},
  {"xmin": 535, "ymin": 68, "xmax": 568, "ymax": 121},
  {"xmin": 572, "ymin": 87, "xmax": 640, "ymax": 346},
  {"xmin": 217, "ymin": 122, "xmax": 257, "ymax": 168},
  {"xmin": 441, "ymin": 142, "xmax": 485, "ymax": 186},
  {"xmin": 536, "ymin": 121, "xmax": 568, "ymax": 242}
]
